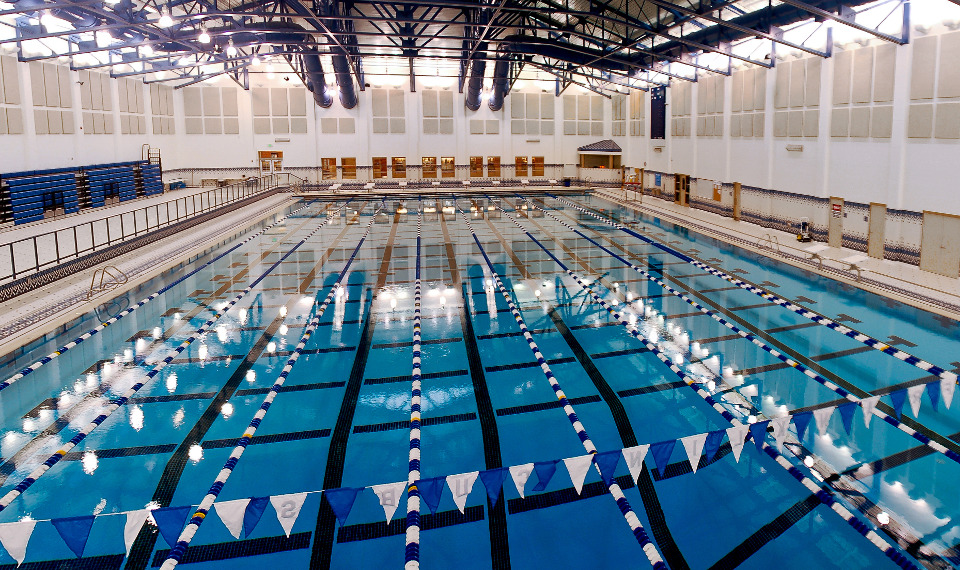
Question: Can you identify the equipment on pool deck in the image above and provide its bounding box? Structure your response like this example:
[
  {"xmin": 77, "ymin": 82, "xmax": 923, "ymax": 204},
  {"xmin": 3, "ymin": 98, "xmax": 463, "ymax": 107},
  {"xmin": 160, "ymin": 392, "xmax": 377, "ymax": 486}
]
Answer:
[{"xmin": 797, "ymin": 217, "xmax": 812, "ymax": 242}]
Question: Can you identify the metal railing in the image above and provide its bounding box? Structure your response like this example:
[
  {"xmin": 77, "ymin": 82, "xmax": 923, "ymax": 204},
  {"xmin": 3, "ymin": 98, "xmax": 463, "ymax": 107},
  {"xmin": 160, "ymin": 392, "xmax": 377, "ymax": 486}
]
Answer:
[{"xmin": 0, "ymin": 173, "xmax": 293, "ymax": 285}]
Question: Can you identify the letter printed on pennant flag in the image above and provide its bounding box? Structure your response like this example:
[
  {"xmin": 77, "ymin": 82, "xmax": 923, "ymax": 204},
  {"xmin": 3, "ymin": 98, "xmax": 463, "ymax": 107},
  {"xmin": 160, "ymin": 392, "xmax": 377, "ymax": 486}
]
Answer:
[
  {"xmin": 907, "ymin": 384, "xmax": 925, "ymax": 418},
  {"xmin": 214, "ymin": 499, "xmax": 250, "ymax": 539},
  {"xmin": 771, "ymin": 416, "xmax": 792, "ymax": 450},
  {"xmin": 726, "ymin": 424, "xmax": 750, "ymax": 463},
  {"xmin": 446, "ymin": 472, "xmax": 479, "ymax": 514},
  {"xmin": 509, "ymin": 464, "xmax": 534, "ymax": 499},
  {"xmin": 269, "ymin": 492, "xmax": 308, "ymax": 538},
  {"xmin": 942, "ymin": 378, "xmax": 956, "ymax": 410},
  {"xmin": 124, "ymin": 510, "xmax": 150, "ymax": 556},
  {"xmin": 563, "ymin": 455, "xmax": 595, "ymax": 494},
  {"xmin": 680, "ymin": 433, "xmax": 708, "ymax": 473},
  {"xmin": 371, "ymin": 482, "xmax": 407, "ymax": 522},
  {"xmin": 859, "ymin": 396, "xmax": 880, "ymax": 428},
  {"xmin": 0, "ymin": 520, "xmax": 37, "ymax": 567},
  {"xmin": 813, "ymin": 406, "xmax": 835, "ymax": 436},
  {"xmin": 621, "ymin": 445, "xmax": 650, "ymax": 484}
]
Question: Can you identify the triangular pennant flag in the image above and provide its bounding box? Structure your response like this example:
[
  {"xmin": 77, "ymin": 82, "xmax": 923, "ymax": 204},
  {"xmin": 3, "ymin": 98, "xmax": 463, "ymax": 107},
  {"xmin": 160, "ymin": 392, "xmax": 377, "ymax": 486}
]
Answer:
[
  {"xmin": 325, "ymin": 487, "xmax": 362, "ymax": 527},
  {"xmin": 52, "ymin": 515, "xmax": 95, "ymax": 558},
  {"xmin": 213, "ymin": 499, "xmax": 250, "ymax": 539},
  {"xmin": 563, "ymin": 455, "xmax": 595, "ymax": 494},
  {"xmin": 152, "ymin": 506, "xmax": 192, "ymax": 548},
  {"xmin": 942, "ymin": 378, "xmax": 956, "ymax": 410},
  {"xmin": 124, "ymin": 510, "xmax": 150, "ymax": 556},
  {"xmin": 680, "ymin": 433, "xmax": 708, "ymax": 473},
  {"xmin": 703, "ymin": 431, "xmax": 725, "ymax": 463},
  {"xmin": 859, "ymin": 396, "xmax": 880, "ymax": 428},
  {"xmin": 771, "ymin": 416, "xmax": 792, "ymax": 450},
  {"xmin": 416, "ymin": 477, "xmax": 445, "ymax": 514},
  {"xmin": 269, "ymin": 493, "xmax": 308, "ymax": 538},
  {"xmin": 531, "ymin": 461, "xmax": 558, "ymax": 492},
  {"xmin": 446, "ymin": 471, "xmax": 479, "ymax": 514},
  {"xmin": 649, "ymin": 440, "xmax": 677, "ymax": 474},
  {"xmin": 749, "ymin": 420, "xmax": 770, "ymax": 452},
  {"xmin": 371, "ymin": 481, "xmax": 406, "ymax": 522},
  {"xmin": 838, "ymin": 402, "xmax": 857, "ymax": 435},
  {"xmin": 927, "ymin": 381, "xmax": 940, "ymax": 412},
  {"xmin": 813, "ymin": 406, "xmax": 835, "ymax": 436},
  {"xmin": 479, "ymin": 468, "xmax": 509, "ymax": 507},
  {"xmin": 593, "ymin": 451, "xmax": 621, "ymax": 486},
  {"xmin": 621, "ymin": 445, "xmax": 649, "ymax": 484},
  {"xmin": 509, "ymin": 464, "xmax": 534, "ymax": 499},
  {"xmin": 792, "ymin": 412, "xmax": 813, "ymax": 442},
  {"xmin": 907, "ymin": 384, "xmax": 925, "ymax": 418},
  {"xmin": 726, "ymin": 425, "xmax": 750, "ymax": 463},
  {"xmin": 0, "ymin": 520, "xmax": 36, "ymax": 567},
  {"xmin": 243, "ymin": 497, "xmax": 270, "ymax": 538},
  {"xmin": 890, "ymin": 389, "xmax": 907, "ymax": 419}
]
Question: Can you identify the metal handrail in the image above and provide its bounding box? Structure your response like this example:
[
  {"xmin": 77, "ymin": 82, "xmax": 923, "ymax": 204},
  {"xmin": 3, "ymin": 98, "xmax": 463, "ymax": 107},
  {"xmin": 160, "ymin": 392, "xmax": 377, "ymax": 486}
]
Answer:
[
  {"xmin": 0, "ymin": 174, "xmax": 286, "ymax": 285},
  {"xmin": 86, "ymin": 265, "xmax": 128, "ymax": 301},
  {"xmin": 758, "ymin": 233, "xmax": 782, "ymax": 253}
]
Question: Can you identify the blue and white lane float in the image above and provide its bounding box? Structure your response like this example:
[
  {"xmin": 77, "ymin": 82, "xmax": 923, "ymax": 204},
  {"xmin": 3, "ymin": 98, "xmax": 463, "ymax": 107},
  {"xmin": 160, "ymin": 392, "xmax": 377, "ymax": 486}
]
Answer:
[
  {"xmin": 524, "ymin": 200, "xmax": 960, "ymax": 466},
  {"xmin": 405, "ymin": 209, "xmax": 423, "ymax": 569},
  {"xmin": 0, "ymin": 198, "xmax": 339, "ymax": 394},
  {"xmin": 544, "ymin": 194, "xmax": 960, "ymax": 388},
  {"xmin": 457, "ymin": 206, "xmax": 667, "ymax": 570},
  {"xmin": 159, "ymin": 205, "xmax": 384, "ymax": 569},
  {"xmin": 493, "ymin": 204, "xmax": 920, "ymax": 570},
  {"xmin": 0, "ymin": 205, "xmax": 355, "ymax": 514}
]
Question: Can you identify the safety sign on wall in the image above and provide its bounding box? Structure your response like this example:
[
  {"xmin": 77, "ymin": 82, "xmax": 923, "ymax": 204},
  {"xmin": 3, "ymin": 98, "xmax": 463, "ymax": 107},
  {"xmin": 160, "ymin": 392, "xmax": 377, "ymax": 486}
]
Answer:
[
  {"xmin": 655, "ymin": 173, "xmax": 662, "ymax": 187},
  {"xmin": 832, "ymin": 203, "xmax": 842, "ymax": 219}
]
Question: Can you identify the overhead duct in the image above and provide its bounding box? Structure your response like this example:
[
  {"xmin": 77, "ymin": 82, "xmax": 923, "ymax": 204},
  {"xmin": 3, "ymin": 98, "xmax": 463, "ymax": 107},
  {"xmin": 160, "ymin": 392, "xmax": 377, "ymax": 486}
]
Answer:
[
  {"xmin": 283, "ymin": 2, "xmax": 359, "ymax": 109},
  {"xmin": 488, "ymin": 54, "xmax": 510, "ymax": 111},
  {"xmin": 302, "ymin": 47, "xmax": 333, "ymax": 108},
  {"xmin": 464, "ymin": 41, "xmax": 487, "ymax": 111}
]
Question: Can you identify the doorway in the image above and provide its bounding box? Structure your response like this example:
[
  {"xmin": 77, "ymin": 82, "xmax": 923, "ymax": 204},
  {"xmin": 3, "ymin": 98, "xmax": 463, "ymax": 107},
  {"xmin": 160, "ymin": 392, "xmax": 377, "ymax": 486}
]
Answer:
[{"xmin": 828, "ymin": 196, "xmax": 843, "ymax": 248}]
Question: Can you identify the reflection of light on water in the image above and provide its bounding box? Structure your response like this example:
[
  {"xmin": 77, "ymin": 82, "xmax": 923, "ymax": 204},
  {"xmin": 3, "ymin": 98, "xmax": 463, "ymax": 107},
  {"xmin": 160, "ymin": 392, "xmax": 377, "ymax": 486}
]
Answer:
[
  {"xmin": 173, "ymin": 408, "xmax": 185, "ymax": 428},
  {"xmin": 188, "ymin": 444, "xmax": 203, "ymax": 463},
  {"xmin": 216, "ymin": 325, "xmax": 228, "ymax": 343},
  {"xmin": 279, "ymin": 306, "xmax": 287, "ymax": 317},
  {"xmin": 812, "ymin": 434, "xmax": 858, "ymax": 471},
  {"xmin": 22, "ymin": 418, "xmax": 35, "ymax": 432},
  {"xmin": 198, "ymin": 344, "xmax": 208, "ymax": 361},
  {"xmin": 279, "ymin": 324, "xmax": 288, "ymax": 335},
  {"xmin": 123, "ymin": 349, "xmax": 133, "ymax": 362},
  {"xmin": 166, "ymin": 373, "xmax": 178, "ymax": 394},
  {"xmin": 246, "ymin": 370, "xmax": 256, "ymax": 383},
  {"xmin": 267, "ymin": 342, "xmax": 277, "ymax": 353},
  {"xmin": 877, "ymin": 480, "xmax": 950, "ymax": 536},
  {"xmin": 221, "ymin": 403, "xmax": 234, "ymax": 418},
  {"xmin": 82, "ymin": 451, "xmax": 99, "ymax": 474},
  {"xmin": 129, "ymin": 406, "xmax": 144, "ymax": 431},
  {"xmin": 239, "ymin": 309, "xmax": 248, "ymax": 325},
  {"xmin": 153, "ymin": 327, "xmax": 162, "ymax": 339},
  {"xmin": 86, "ymin": 373, "xmax": 98, "ymax": 388}
]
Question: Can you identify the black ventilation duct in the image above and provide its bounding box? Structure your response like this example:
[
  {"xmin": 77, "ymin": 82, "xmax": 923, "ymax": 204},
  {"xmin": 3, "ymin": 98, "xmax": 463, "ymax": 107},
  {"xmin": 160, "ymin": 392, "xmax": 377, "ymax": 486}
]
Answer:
[
  {"xmin": 464, "ymin": 41, "xmax": 488, "ymax": 111},
  {"xmin": 488, "ymin": 55, "xmax": 510, "ymax": 111}
]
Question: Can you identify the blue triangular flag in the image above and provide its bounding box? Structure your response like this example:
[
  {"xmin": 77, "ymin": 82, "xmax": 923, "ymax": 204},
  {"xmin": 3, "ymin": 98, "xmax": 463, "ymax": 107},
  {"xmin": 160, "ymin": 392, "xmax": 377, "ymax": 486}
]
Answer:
[
  {"xmin": 152, "ymin": 506, "xmax": 193, "ymax": 547},
  {"xmin": 243, "ymin": 496, "xmax": 270, "ymax": 537},
  {"xmin": 51, "ymin": 515, "xmax": 95, "ymax": 558},
  {"xmin": 416, "ymin": 477, "xmax": 445, "ymax": 515},
  {"xmin": 479, "ymin": 468, "xmax": 508, "ymax": 507},
  {"xmin": 593, "ymin": 451, "xmax": 621, "ymax": 486},
  {"xmin": 890, "ymin": 389, "xmax": 907, "ymax": 419},
  {"xmin": 927, "ymin": 382, "xmax": 940, "ymax": 411},
  {"xmin": 793, "ymin": 411, "xmax": 813, "ymax": 442},
  {"xmin": 749, "ymin": 420, "xmax": 770, "ymax": 452},
  {"xmin": 838, "ymin": 402, "xmax": 857, "ymax": 435},
  {"xmin": 649, "ymin": 440, "xmax": 676, "ymax": 475},
  {"xmin": 703, "ymin": 430, "xmax": 725, "ymax": 463},
  {"xmin": 325, "ymin": 487, "xmax": 362, "ymax": 527},
  {"xmin": 531, "ymin": 461, "xmax": 558, "ymax": 492}
]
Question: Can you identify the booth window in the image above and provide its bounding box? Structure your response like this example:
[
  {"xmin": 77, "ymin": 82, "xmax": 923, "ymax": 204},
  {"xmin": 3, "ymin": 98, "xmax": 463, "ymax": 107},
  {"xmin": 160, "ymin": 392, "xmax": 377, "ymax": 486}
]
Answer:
[
  {"xmin": 373, "ymin": 157, "xmax": 388, "ymax": 179},
  {"xmin": 422, "ymin": 157, "xmax": 437, "ymax": 178},
  {"xmin": 470, "ymin": 156, "xmax": 483, "ymax": 177},
  {"xmin": 392, "ymin": 157, "xmax": 406, "ymax": 178},
  {"xmin": 487, "ymin": 156, "xmax": 501, "ymax": 177},
  {"xmin": 532, "ymin": 156, "xmax": 545, "ymax": 176},
  {"xmin": 321, "ymin": 158, "xmax": 337, "ymax": 180},
  {"xmin": 441, "ymin": 157, "xmax": 455, "ymax": 178},
  {"xmin": 341, "ymin": 158, "xmax": 357, "ymax": 179},
  {"xmin": 515, "ymin": 156, "xmax": 528, "ymax": 176}
]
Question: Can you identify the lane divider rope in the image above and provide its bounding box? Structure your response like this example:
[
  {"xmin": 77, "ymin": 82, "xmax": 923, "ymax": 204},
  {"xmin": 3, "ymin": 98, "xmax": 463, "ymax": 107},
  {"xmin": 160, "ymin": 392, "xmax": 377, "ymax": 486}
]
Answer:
[
  {"xmin": 545, "ymin": 194, "xmax": 960, "ymax": 388},
  {"xmin": 404, "ymin": 206, "xmax": 423, "ymax": 569},
  {"xmin": 0, "ymin": 199, "xmax": 339, "ymax": 394},
  {"xmin": 458, "ymin": 205, "xmax": 667, "ymax": 570},
  {"xmin": 159, "ymin": 205, "xmax": 385, "ymax": 569},
  {"xmin": 494, "ymin": 202, "xmax": 919, "ymax": 570},
  {"xmin": 0, "ymin": 203, "xmax": 354, "ymax": 514}
]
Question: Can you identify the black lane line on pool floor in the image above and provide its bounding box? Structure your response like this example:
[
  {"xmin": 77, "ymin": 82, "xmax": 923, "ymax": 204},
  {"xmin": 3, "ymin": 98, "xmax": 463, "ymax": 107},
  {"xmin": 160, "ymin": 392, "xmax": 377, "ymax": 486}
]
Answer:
[
  {"xmin": 477, "ymin": 205, "xmax": 688, "ymax": 570},
  {"xmin": 311, "ymin": 209, "xmax": 398, "ymax": 570},
  {"xmin": 440, "ymin": 208, "xmax": 512, "ymax": 570},
  {"xmin": 125, "ymin": 206, "xmax": 368, "ymax": 570}
]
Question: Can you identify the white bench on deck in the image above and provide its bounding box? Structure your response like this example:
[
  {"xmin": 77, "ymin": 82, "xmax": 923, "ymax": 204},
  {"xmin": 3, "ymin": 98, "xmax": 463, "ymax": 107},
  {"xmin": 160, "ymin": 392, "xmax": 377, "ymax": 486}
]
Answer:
[
  {"xmin": 431, "ymin": 181, "xmax": 441, "ymax": 187},
  {"xmin": 462, "ymin": 180, "xmax": 471, "ymax": 186},
  {"xmin": 491, "ymin": 180, "xmax": 501, "ymax": 185},
  {"xmin": 329, "ymin": 183, "xmax": 342, "ymax": 193},
  {"xmin": 398, "ymin": 181, "xmax": 407, "ymax": 188},
  {"xmin": 520, "ymin": 179, "xmax": 530, "ymax": 186},
  {"xmin": 549, "ymin": 179, "xmax": 558, "ymax": 186},
  {"xmin": 364, "ymin": 182, "xmax": 375, "ymax": 191},
  {"xmin": 804, "ymin": 244, "xmax": 829, "ymax": 268},
  {"xmin": 840, "ymin": 254, "xmax": 869, "ymax": 281}
]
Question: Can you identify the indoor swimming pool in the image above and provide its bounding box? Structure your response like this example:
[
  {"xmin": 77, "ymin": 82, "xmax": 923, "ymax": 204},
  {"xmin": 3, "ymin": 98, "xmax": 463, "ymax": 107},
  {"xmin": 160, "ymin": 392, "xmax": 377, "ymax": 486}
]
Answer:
[{"xmin": 0, "ymin": 192, "xmax": 958, "ymax": 569}]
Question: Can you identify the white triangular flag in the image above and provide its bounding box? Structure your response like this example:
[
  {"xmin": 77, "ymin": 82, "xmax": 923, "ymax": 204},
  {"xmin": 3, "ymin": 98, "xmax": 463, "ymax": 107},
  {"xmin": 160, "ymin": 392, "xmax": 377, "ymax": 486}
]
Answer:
[
  {"xmin": 860, "ymin": 396, "xmax": 880, "ymax": 428},
  {"xmin": 813, "ymin": 406, "xmax": 835, "ymax": 436},
  {"xmin": 907, "ymin": 384, "xmax": 925, "ymax": 418},
  {"xmin": 726, "ymin": 425, "xmax": 750, "ymax": 463},
  {"xmin": 563, "ymin": 455, "xmax": 595, "ymax": 494},
  {"xmin": 771, "ymin": 416, "xmax": 792, "ymax": 450},
  {"xmin": 370, "ymin": 481, "xmax": 406, "ymax": 522},
  {"xmin": 621, "ymin": 445, "xmax": 650, "ymax": 484},
  {"xmin": 0, "ymin": 520, "xmax": 36, "ymax": 566},
  {"xmin": 124, "ymin": 510, "xmax": 150, "ymax": 556},
  {"xmin": 942, "ymin": 378, "xmax": 956, "ymax": 410},
  {"xmin": 680, "ymin": 433, "xmax": 708, "ymax": 473},
  {"xmin": 270, "ymin": 492, "xmax": 308, "ymax": 538},
  {"xmin": 214, "ymin": 498, "xmax": 250, "ymax": 539},
  {"xmin": 509, "ymin": 464, "xmax": 534, "ymax": 499},
  {"xmin": 446, "ymin": 471, "xmax": 479, "ymax": 514}
]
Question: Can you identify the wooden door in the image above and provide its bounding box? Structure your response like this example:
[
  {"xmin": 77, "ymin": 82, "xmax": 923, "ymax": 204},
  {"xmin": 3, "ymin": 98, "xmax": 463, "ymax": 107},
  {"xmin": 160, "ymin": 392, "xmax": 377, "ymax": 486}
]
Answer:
[
  {"xmin": 867, "ymin": 202, "xmax": 886, "ymax": 259},
  {"xmin": 920, "ymin": 211, "xmax": 960, "ymax": 278},
  {"xmin": 828, "ymin": 196, "xmax": 843, "ymax": 248}
]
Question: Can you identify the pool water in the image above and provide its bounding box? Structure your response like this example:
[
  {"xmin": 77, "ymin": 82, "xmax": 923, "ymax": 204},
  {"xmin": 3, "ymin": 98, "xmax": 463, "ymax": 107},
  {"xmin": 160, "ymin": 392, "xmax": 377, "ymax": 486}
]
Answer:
[{"xmin": 0, "ymin": 193, "xmax": 958, "ymax": 569}]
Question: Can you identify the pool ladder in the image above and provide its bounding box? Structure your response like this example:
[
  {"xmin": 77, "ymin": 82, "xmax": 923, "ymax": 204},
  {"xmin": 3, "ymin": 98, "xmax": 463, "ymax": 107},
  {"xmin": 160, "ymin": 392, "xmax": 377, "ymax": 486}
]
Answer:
[
  {"xmin": 87, "ymin": 265, "xmax": 129, "ymax": 301},
  {"xmin": 758, "ymin": 233, "xmax": 781, "ymax": 253}
]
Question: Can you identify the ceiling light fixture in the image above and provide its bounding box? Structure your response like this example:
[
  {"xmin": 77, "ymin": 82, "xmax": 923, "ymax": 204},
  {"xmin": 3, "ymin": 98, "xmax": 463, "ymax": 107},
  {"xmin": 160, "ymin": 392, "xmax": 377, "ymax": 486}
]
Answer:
[
  {"xmin": 251, "ymin": 54, "xmax": 261, "ymax": 66},
  {"xmin": 198, "ymin": 25, "xmax": 210, "ymax": 44},
  {"xmin": 157, "ymin": 8, "xmax": 173, "ymax": 28},
  {"xmin": 178, "ymin": 55, "xmax": 192, "ymax": 66},
  {"xmin": 225, "ymin": 40, "xmax": 237, "ymax": 57}
]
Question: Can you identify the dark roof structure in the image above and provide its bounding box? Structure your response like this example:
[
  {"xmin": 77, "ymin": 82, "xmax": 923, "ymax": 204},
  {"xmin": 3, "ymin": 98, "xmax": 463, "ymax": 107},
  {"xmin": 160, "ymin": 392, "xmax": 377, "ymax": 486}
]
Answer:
[{"xmin": 578, "ymin": 140, "xmax": 622, "ymax": 153}]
